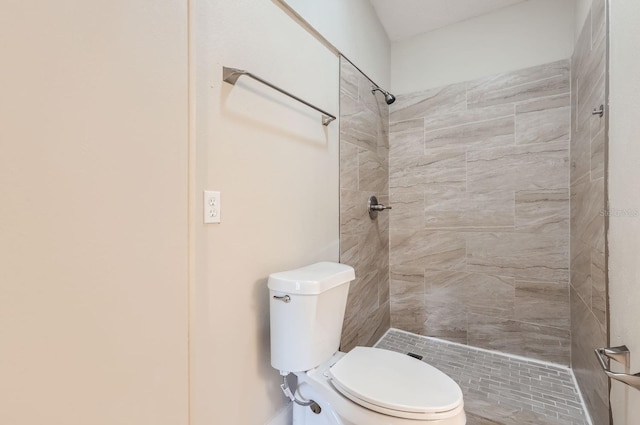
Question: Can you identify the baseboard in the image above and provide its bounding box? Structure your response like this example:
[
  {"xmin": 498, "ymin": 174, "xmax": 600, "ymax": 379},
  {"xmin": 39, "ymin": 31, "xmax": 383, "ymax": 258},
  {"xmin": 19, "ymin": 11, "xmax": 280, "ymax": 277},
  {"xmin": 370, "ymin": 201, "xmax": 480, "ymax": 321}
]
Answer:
[{"xmin": 265, "ymin": 403, "xmax": 292, "ymax": 425}]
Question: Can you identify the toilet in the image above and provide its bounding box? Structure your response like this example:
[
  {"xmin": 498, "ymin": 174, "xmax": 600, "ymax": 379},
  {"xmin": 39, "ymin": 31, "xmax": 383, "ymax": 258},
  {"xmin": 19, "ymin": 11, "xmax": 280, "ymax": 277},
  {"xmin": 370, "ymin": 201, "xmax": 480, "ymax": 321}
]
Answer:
[{"xmin": 268, "ymin": 262, "xmax": 466, "ymax": 425}]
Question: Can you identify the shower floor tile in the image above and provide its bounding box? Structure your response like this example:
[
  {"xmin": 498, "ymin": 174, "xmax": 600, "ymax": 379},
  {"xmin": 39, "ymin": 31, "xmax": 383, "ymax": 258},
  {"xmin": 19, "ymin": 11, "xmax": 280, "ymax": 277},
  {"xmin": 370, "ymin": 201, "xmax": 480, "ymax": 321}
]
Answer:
[{"xmin": 375, "ymin": 329, "xmax": 591, "ymax": 425}]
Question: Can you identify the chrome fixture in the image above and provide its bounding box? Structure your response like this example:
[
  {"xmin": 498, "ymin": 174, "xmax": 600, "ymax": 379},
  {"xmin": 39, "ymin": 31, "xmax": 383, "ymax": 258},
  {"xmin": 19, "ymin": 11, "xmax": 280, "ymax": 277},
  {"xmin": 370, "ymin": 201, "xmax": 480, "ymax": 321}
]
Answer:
[
  {"xmin": 592, "ymin": 104, "xmax": 605, "ymax": 117},
  {"xmin": 371, "ymin": 87, "xmax": 396, "ymax": 105},
  {"xmin": 273, "ymin": 294, "xmax": 291, "ymax": 303},
  {"xmin": 368, "ymin": 195, "xmax": 392, "ymax": 219},
  {"xmin": 222, "ymin": 67, "xmax": 337, "ymax": 126},
  {"xmin": 595, "ymin": 345, "xmax": 640, "ymax": 390}
]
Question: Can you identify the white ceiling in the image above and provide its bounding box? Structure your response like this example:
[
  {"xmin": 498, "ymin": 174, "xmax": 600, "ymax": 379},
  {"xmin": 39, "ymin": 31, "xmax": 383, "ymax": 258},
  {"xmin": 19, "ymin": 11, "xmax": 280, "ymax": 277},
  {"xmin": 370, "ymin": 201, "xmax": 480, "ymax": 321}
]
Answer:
[{"xmin": 369, "ymin": 0, "xmax": 530, "ymax": 42}]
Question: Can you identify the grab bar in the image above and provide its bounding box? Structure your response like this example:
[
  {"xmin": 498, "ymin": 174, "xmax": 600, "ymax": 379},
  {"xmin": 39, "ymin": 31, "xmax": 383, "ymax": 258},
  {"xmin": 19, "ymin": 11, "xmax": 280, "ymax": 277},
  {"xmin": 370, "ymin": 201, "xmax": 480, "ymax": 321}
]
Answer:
[
  {"xmin": 595, "ymin": 345, "xmax": 640, "ymax": 390},
  {"xmin": 222, "ymin": 67, "xmax": 337, "ymax": 126}
]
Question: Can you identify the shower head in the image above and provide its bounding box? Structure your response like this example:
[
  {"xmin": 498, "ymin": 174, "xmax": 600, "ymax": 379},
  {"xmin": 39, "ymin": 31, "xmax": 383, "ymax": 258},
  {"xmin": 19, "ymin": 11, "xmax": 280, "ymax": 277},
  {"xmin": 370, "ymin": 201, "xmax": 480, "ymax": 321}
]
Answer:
[{"xmin": 371, "ymin": 87, "xmax": 396, "ymax": 105}]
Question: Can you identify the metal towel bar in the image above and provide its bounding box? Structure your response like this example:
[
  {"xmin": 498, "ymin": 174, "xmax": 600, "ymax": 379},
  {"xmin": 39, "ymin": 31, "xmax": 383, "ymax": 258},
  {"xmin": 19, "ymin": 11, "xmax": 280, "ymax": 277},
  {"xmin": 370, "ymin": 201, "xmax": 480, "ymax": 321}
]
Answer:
[
  {"xmin": 595, "ymin": 345, "xmax": 640, "ymax": 390},
  {"xmin": 222, "ymin": 67, "xmax": 336, "ymax": 126}
]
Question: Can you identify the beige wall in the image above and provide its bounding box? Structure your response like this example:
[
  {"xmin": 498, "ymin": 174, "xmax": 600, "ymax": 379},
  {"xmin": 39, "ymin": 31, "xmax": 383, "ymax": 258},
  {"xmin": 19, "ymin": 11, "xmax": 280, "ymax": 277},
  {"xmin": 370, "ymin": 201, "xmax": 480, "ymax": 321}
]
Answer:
[
  {"xmin": 391, "ymin": 0, "xmax": 576, "ymax": 94},
  {"xmin": 609, "ymin": 0, "xmax": 640, "ymax": 423},
  {"xmin": 190, "ymin": 1, "xmax": 340, "ymax": 424},
  {"xmin": 278, "ymin": 0, "xmax": 391, "ymax": 88},
  {"xmin": 0, "ymin": 1, "xmax": 189, "ymax": 424}
]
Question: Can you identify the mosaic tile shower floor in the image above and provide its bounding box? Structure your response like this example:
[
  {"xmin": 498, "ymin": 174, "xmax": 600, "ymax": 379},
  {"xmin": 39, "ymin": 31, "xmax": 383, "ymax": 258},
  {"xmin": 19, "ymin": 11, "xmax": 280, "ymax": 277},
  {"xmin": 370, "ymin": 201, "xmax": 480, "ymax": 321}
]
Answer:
[{"xmin": 375, "ymin": 329, "xmax": 591, "ymax": 425}]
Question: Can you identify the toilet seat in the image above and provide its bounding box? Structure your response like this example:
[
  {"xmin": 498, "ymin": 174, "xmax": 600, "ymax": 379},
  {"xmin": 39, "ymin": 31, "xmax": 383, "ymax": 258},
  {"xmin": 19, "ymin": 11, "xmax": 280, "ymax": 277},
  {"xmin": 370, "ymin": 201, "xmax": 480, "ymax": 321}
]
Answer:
[{"xmin": 329, "ymin": 347, "xmax": 464, "ymax": 421}]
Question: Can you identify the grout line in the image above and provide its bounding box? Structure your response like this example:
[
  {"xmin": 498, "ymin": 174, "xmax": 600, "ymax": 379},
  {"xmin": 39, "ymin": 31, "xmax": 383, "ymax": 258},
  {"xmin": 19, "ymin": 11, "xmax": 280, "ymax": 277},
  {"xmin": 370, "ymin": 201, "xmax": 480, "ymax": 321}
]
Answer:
[{"xmin": 568, "ymin": 368, "xmax": 595, "ymax": 425}]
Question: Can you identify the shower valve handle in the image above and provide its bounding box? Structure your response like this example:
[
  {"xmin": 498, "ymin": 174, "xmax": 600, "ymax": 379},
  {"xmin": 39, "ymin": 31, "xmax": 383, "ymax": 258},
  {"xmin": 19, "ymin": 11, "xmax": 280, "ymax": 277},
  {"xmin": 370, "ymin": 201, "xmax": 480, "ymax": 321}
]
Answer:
[{"xmin": 368, "ymin": 196, "xmax": 392, "ymax": 219}]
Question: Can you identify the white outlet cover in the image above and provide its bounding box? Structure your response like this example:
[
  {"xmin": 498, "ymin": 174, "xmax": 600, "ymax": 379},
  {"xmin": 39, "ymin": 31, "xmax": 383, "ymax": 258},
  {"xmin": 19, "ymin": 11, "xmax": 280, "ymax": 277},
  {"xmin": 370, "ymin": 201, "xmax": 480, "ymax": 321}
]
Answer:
[{"xmin": 203, "ymin": 191, "xmax": 221, "ymax": 224}]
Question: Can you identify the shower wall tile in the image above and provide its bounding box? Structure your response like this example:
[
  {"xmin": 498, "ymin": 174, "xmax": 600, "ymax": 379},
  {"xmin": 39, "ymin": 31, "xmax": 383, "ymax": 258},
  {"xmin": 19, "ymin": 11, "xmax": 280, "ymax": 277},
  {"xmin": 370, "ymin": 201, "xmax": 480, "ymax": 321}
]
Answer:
[
  {"xmin": 389, "ymin": 147, "xmax": 467, "ymax": 193},
  {"xmin": 424, "ymin": 115, "xmax": 515, "ymax": 150},
  {"xmin": 340, "ymin": 93, "xmax": 377, "ymax": 151},
  {"xmin": 466, "ymin": 60, "xmax": 570, "ymax": 109},
  {"xmin": 592, "ymin": 0, "xmax": 606, "ymax": 51},
  {"xmin": 390, "ymin": 229, "xmax": 466, "ymax": 270},
  {"xmin": 467, "ymin": 142, "xmax": 569, "ymax": 192},
  {"xmin": 570, "ymin": 238, "xmax": 592, "ymax": 307},
  {"xmin": 359, "ymin": 301, "xmax": 390, "ymax": 347},
  {"xmin": 467, "ymin": 232, "xmax": 569, "ymax": 283},
  {"xmin": 571, "ymin": 288, "xmax": 608, "ymax": 425},
  {"xmin": 423, "ymin": 302, "xmax": 468, "ymax": 344},
  {"xmin": 358, "ymin": 147, "xmax": 387, "ymax": 193},
  {"xmin": 515, "ymin": 94, "xmax": 571, "ymax": 145},
  {"xmin": 340, "ymin": 234, "xmax": 359, "ymax": 273},
  {"xmin": 570, "ymin": 111, "xmax": 591, "ymax": 184},
  {"xmin": 379, "ymin": 264, "xmax": 390, "ymax": 305},
  {"xmin": 340, "ymin": 189, "xmax": 369, "ymax": 235},
  {"xmin": 577, "ymin": 63, "xmax": 606, "ymax": 122},
  {"xmin": 425, "ymin": 270, "xmax": 515, "ymax": 319},
  {"xmin": 390, "ymin": 294, "xmax": 426, "ymax": 335},
  {"xmin": 390, "ymin": 82, "xmax": 466, "ymax": 123},
  {"xmin": 389, "ymin": 191, "xmax": 423, "ymax": 230},
  {"xmin": 591, "ymin": 129, "xmax": 605, "ymax": 180},
  {"xmin": 423, "ymin": 103, "xmax": 513, "ymax": 133},
  {"xmin": 514, "ymin": 189, "xmax": 569, "ymax": 234},
  {"xmin": 570, "ymin": 5, "xmax": 609, "ymax": 423},
  {"xmin": 339, "ymin": 57, "xmax": 389, "ymax": 351},
  {"xmin": 389, "ymin": 119, "xmax": 424, "ymax": 158},
  {"xmin": 388, "ymin": 60, "xmax": 571, "ymax": 365},
  {"xmin": 339, "ymin": 142, "xmax": 358, "ymax": 190},
  {"xmin": 467, "ymin": 313, "xmax": 570, "ymax": 365},
  {"xmin": 359, "ymin": 223, "xmax": 386, "ymax": 275},
  {"xmin": 424, "ymin": 190, "xmax": 515, "ymax": 230},
  {"xmin": 591, "ymin": 247, "xmax": 606, "ymax": 327},
  {"xmin": 576, "ymin": 37, "xmax": 606, "ymax": 115},
  {"xmin": 359, "ymin": 73, "xmax": 379, "ymax": 113},
  {"xmin": 356, "ymin": 270, "xmax": 380, "ymax": 317},
  {"xmin": 572, "ymin": 10, "xmax": 592, "ymax": 78},
  {"xmin": 390, "ymin": 266, "xmax": 425, "ymax": 297},
  {"xmin": 339, "ymin": 57, "xmax": 359, "ymax": 100},
  {"xmin": 514, "ymin": 280, "xmax": 570, "ymax": 329}
]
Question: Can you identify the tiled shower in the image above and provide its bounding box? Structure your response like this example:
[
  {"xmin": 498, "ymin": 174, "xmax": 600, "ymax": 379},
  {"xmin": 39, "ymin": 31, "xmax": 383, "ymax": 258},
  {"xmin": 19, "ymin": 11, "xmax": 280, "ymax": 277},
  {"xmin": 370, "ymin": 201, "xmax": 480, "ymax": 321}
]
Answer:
[
  {"xmin": 338, "ymin": 0, "xmax": 608, "ymax": 423},
  {"xmin": 388, "ymin": 59, "xmax": 571, "ymax": 366}
]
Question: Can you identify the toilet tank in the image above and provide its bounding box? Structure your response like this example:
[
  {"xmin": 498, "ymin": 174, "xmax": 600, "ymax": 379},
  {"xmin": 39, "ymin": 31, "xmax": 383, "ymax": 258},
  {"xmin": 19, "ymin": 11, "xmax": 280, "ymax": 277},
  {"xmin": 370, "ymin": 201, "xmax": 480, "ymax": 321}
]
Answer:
[{"xmin": 268, "ymin": 262, "xmax": 355, "ymax": 375}]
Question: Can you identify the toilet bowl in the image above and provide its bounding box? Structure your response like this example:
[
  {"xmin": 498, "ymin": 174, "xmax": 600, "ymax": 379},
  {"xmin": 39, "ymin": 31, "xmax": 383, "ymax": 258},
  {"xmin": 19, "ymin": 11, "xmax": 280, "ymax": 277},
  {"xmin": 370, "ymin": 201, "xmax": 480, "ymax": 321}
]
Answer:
[{"xmin": 268, "ymin": 262, "xmax": 466, "ymax": 425}]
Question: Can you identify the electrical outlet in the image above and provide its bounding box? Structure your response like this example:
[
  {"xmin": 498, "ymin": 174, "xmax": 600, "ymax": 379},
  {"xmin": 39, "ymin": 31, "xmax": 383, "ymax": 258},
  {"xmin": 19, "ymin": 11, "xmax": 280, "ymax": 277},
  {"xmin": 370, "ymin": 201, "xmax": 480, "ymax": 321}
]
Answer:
[{"xmin": 204, "ymin": 191, "xmax": 221, "ymax": 224}]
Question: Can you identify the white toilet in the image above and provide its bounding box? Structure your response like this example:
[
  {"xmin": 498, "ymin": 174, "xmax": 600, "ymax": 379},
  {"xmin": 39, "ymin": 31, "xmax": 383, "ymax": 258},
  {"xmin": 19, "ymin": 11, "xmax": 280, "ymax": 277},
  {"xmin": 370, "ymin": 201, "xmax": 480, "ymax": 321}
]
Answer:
[{"xmin": 268, "ymin": 262, "xmax": 466, "ymax": 425}]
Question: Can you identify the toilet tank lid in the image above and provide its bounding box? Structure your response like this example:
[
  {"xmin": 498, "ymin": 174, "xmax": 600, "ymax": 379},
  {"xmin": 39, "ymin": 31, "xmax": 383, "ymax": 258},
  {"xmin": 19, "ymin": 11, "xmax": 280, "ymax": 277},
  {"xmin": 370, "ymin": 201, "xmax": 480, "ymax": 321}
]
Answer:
[{"xmin": 268, "ymin": 262, "xmax": 355, "ymax": 294}]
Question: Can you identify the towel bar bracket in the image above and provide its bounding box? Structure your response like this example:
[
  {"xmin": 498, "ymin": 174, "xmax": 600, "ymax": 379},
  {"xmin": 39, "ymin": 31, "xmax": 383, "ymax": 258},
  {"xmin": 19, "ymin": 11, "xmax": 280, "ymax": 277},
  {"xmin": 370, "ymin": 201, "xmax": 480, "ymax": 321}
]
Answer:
[{"xmin": 595, "ymin": 345, "xmax": 640, "ymax": 391}]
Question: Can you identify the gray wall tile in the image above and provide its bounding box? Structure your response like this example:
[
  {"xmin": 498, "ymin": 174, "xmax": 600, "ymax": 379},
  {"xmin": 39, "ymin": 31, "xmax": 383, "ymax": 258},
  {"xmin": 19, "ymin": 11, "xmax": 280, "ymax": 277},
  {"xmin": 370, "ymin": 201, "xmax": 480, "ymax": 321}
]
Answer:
[
  {"xmin": 390, "ymin": 147, "xmax": 467, "ymax": 193},
  {"xmin": 467, "ymin": 142, "xmax": 569, "ymax": 192},
  {"xmin": 390, "ymin": 229, "xmax": 466, "ymax": 270},
  {"xmin": 467, "ymin": 313, "xmax": 570, "ymax": 365},
  {"xmin": 425, "ymin": 189, "xmax": 515, "ymax": 230},
  {"xmin": 389, "ymin": 119, "xmax": 424, "ymax": 158},
  {"xmin": 467, "ymin": 232, "xmax": 569, "ymax": 283},
  {"xmin": 515, "ymin": 189, "xmax": 569, "ymax": 233},
  {"xmin": 339, "ymin": 57, "xmax": 390, "ymax": 349},
  {"xmin": 570, "ymin": 5, "xmax": 609, "ymax": 423},
  {"xmin": 515, "ymin": 94, "xmax": 571, "ymax": 145},
  {"xmin": 514, "ymin": 280, "xmax": 570, "ymax": 329},
  {"xmin": 388, "ymin": 60, "xmax": 572, "ymax": 365},
  {"xmin": 390, "ymin": 82, "xmax": 466, "ymax": 123}
]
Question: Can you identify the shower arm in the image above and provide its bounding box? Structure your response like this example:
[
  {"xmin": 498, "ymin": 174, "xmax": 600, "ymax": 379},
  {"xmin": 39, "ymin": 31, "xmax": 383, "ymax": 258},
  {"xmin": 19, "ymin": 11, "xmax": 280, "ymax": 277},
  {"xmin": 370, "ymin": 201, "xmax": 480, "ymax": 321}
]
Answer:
[{"xmin": 222, "ymin": 67, "xmax": 336, "ymax": 126}]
